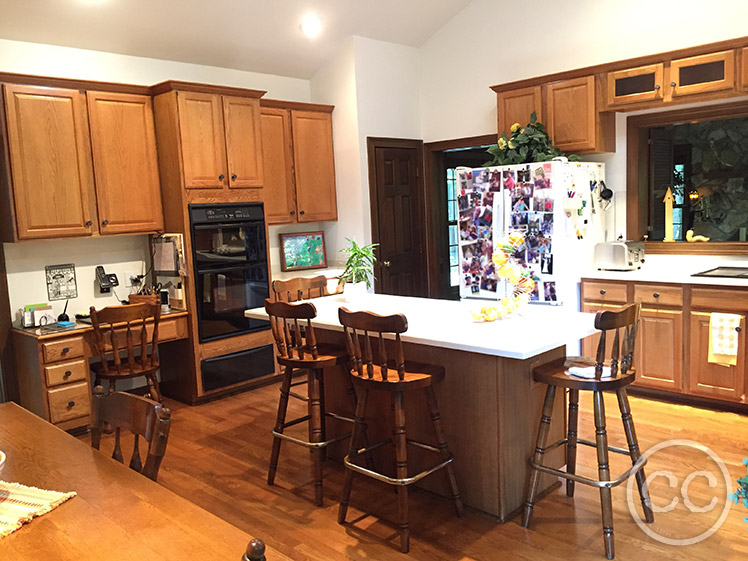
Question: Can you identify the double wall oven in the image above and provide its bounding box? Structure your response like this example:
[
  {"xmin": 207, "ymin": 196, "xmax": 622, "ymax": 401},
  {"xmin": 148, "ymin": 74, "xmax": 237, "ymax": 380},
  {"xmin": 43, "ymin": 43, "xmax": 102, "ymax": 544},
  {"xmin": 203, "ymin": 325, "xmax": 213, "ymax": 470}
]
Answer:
[{"xmin": 189, "ymin": 203, "xmax": 274, "ymax": 391}]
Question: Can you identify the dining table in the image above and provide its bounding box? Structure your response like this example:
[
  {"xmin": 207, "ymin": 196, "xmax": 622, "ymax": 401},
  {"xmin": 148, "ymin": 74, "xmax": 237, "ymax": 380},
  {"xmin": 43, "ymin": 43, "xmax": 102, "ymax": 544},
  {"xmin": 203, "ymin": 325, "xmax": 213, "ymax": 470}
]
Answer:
[{"xmin": 0, "ymin": 401, "xmax": 288, "ymax": 560}]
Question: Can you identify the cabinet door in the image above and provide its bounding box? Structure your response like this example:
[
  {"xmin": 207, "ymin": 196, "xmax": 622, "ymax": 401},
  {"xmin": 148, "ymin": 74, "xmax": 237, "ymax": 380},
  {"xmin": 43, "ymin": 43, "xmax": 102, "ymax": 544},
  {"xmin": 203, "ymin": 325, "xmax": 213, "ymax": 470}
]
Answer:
[
  {"xmin": 669, "ymin": 50, "xmax": 736, "ymax": 98},
  {"xmin": 634, "ymin": 308, "xmax": 683, "ymax": 391},
  {"xmin": 607, "ymin": 63, "xmax": 664, "ymax": 107},
  {"xmin": 580, "ymin": 302, "xmax": 625, "ymax": 359},
  {"xmin": 742, "ymin": 47, "xmax": 748, "ymax": 92},
  {"xmin": 497, "ymin": 86, "xmax": 542, "ymax": 137},
  {"xmin": 3, "ymin": 84, "xmax": 96, "ymax": 239},
  {"xmin": 546, "ymin": 76, "xmax": 596, "ymax": 152},
  {"xmin": 260, "ymin": 107, "xmax": 296, "ymax": 224},
  {"xmin": 688, "ymin": 311, "xmax": 745, "ymax": 401},
  {"xmin": 87, "ymin": 92, "xmax": 164, "ymax": 234},
  {"xmin": 223, "ymin": 96, "xmax": 263, "ymax": 188},
  {"xmin": 291, "ymin": 110, "xmax": 337, "ymax": 222},
  {"xmin": 176, "ymin": 92, "xmax": 226, "ymax": 189}
]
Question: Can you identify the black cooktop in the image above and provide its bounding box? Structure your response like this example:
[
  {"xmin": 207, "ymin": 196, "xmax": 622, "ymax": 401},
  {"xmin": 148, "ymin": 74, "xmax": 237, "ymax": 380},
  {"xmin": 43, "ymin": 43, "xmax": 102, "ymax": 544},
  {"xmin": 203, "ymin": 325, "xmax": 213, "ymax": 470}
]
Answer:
[{"xmin": 691, "ymin": 267, "xmax": 748, "ymax": 279}]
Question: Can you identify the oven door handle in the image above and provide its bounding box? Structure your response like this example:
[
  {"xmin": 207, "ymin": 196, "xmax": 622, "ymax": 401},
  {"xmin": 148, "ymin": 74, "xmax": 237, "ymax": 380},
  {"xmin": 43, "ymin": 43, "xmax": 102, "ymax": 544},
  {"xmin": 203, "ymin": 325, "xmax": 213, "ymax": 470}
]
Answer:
[
  {"xmin": 192, "ymin": 221, "xmax": 264, "ymax": 230},
  {"xmin": 195, "ymin": 265, "xmax": 264, "ymax": 275}
]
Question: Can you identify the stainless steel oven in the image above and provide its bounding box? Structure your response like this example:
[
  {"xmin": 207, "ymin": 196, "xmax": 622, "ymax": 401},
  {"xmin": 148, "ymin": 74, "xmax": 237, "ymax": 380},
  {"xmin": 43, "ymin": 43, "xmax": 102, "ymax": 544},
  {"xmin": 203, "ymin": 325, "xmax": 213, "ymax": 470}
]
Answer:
[{"xmin": 189, "ymin": 203, "xmax": 270, "ymax": 342}]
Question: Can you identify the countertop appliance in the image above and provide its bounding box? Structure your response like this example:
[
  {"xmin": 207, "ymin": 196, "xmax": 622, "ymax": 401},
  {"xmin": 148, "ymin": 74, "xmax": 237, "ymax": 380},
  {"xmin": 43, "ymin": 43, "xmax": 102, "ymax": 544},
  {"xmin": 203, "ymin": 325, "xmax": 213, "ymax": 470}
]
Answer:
[{"xmin": 593, "ymin": 241, "xmax": 645, "ymax": 271}]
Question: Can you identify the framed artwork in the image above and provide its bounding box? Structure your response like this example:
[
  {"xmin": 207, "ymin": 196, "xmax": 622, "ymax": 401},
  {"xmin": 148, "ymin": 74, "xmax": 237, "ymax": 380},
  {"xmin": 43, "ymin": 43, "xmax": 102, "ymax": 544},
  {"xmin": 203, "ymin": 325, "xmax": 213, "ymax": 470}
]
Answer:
[
  {"xmin": 280, "ymin": 231, "xmax": 327, "ymax": 272},
  {"xmin": 45, "ymin": 263, "xmax": 78, "ymax": 301}
]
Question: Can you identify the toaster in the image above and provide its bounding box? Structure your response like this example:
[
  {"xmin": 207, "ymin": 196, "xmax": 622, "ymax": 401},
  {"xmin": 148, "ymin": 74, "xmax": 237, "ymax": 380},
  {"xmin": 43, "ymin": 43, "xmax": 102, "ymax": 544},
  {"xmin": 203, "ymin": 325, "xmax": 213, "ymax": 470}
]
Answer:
[{"xmin": 593, "ymin": 241, "xmax": 645, "ymax": 271}]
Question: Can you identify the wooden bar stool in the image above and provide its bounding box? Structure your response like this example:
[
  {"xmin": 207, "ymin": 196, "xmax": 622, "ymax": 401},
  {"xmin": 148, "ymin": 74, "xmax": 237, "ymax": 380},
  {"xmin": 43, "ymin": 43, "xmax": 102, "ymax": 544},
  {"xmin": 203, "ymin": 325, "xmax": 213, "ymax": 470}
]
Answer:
[
  {"xmin": 265, "ymin": 298, "xmax": 365, "ymax": 506},
  {"xmin": 272, "ymin": 275, "xmax": 329, "ymax": 302},
  {"xmin": 337, "ymin": 307, "xmax": 464, "ymax": 554},
  {"xmin": 522, "ymin": 303, "xmax": 654, "ymax": 559}
]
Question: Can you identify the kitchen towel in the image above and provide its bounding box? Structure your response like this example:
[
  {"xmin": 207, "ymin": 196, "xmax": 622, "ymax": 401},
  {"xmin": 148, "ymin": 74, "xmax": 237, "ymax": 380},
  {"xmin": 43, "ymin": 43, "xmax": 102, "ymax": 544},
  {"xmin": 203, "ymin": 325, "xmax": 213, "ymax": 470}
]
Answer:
[
  {"xmin": 567, "ymin": 365, "xmax": 612, "ymax": 379},
  {"xmin": 0, "ymin": 480, "xmax": 76, "ymax": 538},
  {"xmin": 708, "ymin": 312, "xmax": 741, "ymax": 367}
]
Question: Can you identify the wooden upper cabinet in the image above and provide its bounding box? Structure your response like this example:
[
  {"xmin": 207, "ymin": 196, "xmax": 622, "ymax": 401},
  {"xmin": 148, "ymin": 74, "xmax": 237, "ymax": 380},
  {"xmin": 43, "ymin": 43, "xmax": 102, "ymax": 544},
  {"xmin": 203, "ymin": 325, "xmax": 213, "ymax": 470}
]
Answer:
[
  {"xmin": 176, "ymin": 92, "xmax": 226, "ymax": 189},
  {"xmin": 86, "ymin": 92, "xmax": 163, "ymax": 234},
  {"xmin": 291, "ymin": 110, "xmax": 337, "ymax": 223},
  {"xmin": 223, "ymin": 96, "xmax": 263, "ymax": 188},
  {"xmin": 260, "ymin": 107, "xmax": 295, "ymax": 224},
  {"xmin": 497, "ymin": 86, "xmax": 542, "ymax": 137},
  {"xmin": 3, "ymin": 84, "xmax": 96, "ymax": 240},
  {"xmin": 607, "ymin": 63, "xmax": 664, "ymax": 107},
  {"xmin": 668, "ymin": 50, "xmax": 735, "ymax": 98},
  {"xmin": 742, "ymin": 47, "xmax": 748, "ymax": 91},
  {"xmin": 546, "ymin": 76, "xmax": 604, "ymax": 153}
]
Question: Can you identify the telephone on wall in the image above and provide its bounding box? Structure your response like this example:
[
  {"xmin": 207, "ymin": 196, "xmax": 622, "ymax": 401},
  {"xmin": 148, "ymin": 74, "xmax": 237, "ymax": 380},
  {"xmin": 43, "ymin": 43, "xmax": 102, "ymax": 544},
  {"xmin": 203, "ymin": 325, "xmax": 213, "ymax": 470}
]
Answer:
[{"xmin": 95, "ymin": 266, "xmax": 119, "ymax": 294}]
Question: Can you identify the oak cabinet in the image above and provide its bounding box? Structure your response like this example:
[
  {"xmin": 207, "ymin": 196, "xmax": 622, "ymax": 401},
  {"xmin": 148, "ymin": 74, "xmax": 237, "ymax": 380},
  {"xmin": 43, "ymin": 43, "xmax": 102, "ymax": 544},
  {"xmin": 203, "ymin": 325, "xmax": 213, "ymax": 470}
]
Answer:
[
  {"xmin": 688, "ymin": 311, "xmax": 745, "ymax": 402},
  {"xmin": 742, "ymin": 47, "xmax": 748, "ymax": 91},
  {"xmin": 635, "ymin": 308, "xmax": 683, "ymax": 391},
  {"xmin": 607, "ymin": 64, "xmax": 665, "ymax": 107},
  {"xmin": 669, "ymin": 50, "xmax": 735, "ymax": 98},
  {"xmin": 260, "ymin": 103, "xmax": 337, "ymax": 224},
  {"xmin": 176, "ymin": 91, "xmax": 263, "ymax": 190},
  {"xmin": 3, "ymin": 84, "xmax": 97, "ymax": 239},
  {"xmin": 497, "ymin": 86, "xmax": 542, "ymax": 137},
  {"xmin": 86, "ymin": 91, "xmax": 164, "ymax": 234}
]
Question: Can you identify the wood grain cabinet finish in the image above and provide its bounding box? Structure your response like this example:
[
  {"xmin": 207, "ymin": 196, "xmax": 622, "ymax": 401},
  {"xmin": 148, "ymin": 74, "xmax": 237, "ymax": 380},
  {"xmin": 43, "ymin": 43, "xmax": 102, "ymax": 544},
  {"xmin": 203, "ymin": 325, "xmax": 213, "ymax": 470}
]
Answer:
[
  {"xmin": 607, "ymin": 63, "xmax": 665, "ymax": 107},
  {"xmin": 291, "ymin": 110, "xmax": 337, "ymax": 222},
  {"xmin": 635, "ymin": 308, "xmax": 683, "ymax": 391},
  {"xmin": 86, "ymin": 92, "xmax": 164, "ymax": 233},
  {"xmin": 260, "ymin": 107, "xmax": 296, "ymax": 223},
  {"xmin": 743, "ymin": 47, "xmax": 748, "ymax": 91},
  {"xmin": 668, "ymin": 50, "xmax": 736, "ymax": 98},
  {"xmin": 497, "ymin": 86, "xmax": 542, "ymax": 137},
  {"xmin": 176, "ymin": 91, "xmax": 263, "ymax": 190},
  {"xmin": 546, "ymin": 76, "xmax": 598, "ymax": 153},
  {"xmin": 3, "ymin": 84, "xmax": 96, "ymax": 239}
]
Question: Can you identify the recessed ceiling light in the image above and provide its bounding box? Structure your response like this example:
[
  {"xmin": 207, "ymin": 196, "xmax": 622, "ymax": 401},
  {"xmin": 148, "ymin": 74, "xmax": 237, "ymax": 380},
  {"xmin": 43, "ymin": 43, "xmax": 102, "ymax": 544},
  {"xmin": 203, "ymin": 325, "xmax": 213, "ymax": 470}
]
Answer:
[{"xmin": 300, "ymin": 13, "xmax": 323, "ymax": 39}]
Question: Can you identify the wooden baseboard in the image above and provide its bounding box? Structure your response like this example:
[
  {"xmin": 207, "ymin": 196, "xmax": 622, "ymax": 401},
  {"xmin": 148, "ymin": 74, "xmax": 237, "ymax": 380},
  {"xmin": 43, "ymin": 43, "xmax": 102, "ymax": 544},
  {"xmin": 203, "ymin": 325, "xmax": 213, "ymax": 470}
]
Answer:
[{"xmin": 628, "ymin": 386, "xmax": 748, "ymax": 414}]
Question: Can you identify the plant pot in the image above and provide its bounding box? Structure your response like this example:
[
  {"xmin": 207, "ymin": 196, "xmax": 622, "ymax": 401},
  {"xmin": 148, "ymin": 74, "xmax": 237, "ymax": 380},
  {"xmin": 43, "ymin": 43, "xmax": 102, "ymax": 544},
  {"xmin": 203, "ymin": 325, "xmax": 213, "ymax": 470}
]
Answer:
[{"xmin": 342, "ymin": 281, "xmax": 368, "ymax": 299}]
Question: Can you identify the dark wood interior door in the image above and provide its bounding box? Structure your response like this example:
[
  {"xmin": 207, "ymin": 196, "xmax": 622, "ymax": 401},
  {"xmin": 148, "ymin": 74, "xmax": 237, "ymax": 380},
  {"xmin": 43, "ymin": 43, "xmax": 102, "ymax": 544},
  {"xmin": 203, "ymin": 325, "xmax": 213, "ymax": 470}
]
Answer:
[{"xmin": 369, "ymin": 140, "xmax": 426, "ymax": 297}]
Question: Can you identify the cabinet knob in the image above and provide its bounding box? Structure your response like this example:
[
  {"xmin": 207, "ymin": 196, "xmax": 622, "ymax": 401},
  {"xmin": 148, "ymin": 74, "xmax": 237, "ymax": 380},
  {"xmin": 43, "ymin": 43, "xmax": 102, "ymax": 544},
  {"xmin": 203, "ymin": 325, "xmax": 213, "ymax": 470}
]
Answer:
[
  {"xmin": 101, "ymin": 219, "xmax": 109, "ymax": 227},
  {"xmin": 85, "ymin": 220, "xmax": 93, "ymax": 227},
  {"xmin": 67, "ymin": 400, "xmax": 75, "ymax": 408},
  {"xmin": 64, "ymin": 370, "xmax": 72, "ymax": 378},
  {"xmin": 62, "ymin": 347, "xmax": 70, "ymax": 354},
  {"xmin": 653, "ymin": 292, "xmax": 660, "ymax": 299},
  {"xmin": 736, "ymin": 326, "xmax": 742, "ymax": 333},
  {"xmin": 599, "ymin": 289, "xmax": 606, "ymax": 295},
  {"xmin": 654, "ymin": 84, "xmax": 661, "ymax": 90},
  {"xmin": 299, "ymin": 210, "xmax": 305, "ymax": 216},
  {"xmin": 290, "ymin": 210, "xmax": 295, "ymax": 216},
  {"xmin": 231, "ymin": 174, "xmax": 238, "ymax": 180},
  {"xmin": 670, "ymin": 81, "xmax": 677, "ymax": 87},
  {"xmin": 218, "ymin": 174, "xmax": 225, "ymax": 180}
]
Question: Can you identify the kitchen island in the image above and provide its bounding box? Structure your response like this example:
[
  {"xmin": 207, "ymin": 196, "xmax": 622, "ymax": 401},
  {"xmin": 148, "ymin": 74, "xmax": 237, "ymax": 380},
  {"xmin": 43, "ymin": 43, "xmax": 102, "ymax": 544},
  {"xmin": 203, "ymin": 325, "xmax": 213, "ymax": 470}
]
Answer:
[{"xmin": 247, "ymin": 294, "xmax": 597, "ymax": 521}]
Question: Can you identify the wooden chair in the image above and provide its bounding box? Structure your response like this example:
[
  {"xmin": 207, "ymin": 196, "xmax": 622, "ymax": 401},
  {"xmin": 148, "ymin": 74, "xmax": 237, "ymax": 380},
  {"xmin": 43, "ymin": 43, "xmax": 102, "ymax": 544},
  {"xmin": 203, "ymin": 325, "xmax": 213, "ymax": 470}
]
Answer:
[
  {"xmin": 522, "ymin": 303, "xmax": 654, "ymax": 559},
  {"xmin": 90, "ymin": 385, "xmax": 171, "ymax": 482},
  {"xmin": 89, "ymin": 302, "xmax": 162, "ymax": 402},
  {"xmin": 337, "ymin": 307, "xmax": 464, "ymax": 554},
  {"xmin": 265, "ymin": 298, "xmax": 367, "ymax": 506},
  {"xmin": 272, "ymin": 275, "xmax": 329, "ymax": 302}
]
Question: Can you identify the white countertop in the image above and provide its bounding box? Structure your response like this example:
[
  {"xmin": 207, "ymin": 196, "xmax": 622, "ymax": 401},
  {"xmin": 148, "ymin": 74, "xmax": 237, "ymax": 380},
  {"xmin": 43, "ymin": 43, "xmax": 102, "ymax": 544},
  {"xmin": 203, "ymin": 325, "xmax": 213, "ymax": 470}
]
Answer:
[
  {"xmin": 583, "ymin": 266, "xmax": 748, "ymax": 287},
  {"xmin": 247, "ymin": 293, "xmax": 597, "ymax": 360}
]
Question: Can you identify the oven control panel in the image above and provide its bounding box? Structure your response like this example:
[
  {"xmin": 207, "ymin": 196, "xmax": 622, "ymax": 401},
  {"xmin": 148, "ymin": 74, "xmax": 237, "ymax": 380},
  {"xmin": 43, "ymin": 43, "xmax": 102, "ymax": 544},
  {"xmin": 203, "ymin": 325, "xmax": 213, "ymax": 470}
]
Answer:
[{"xmin": 190, "ymin": 203, "xmax": 264, "ymax": 224}]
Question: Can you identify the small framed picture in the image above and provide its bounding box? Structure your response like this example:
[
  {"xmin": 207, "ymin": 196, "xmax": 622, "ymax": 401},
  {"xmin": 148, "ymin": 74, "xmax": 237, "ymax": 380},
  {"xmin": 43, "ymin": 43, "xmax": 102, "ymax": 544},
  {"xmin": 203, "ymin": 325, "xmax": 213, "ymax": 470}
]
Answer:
[{"xmin": 280, "ymin": 231, "xmax": 327, "ymax": 272}]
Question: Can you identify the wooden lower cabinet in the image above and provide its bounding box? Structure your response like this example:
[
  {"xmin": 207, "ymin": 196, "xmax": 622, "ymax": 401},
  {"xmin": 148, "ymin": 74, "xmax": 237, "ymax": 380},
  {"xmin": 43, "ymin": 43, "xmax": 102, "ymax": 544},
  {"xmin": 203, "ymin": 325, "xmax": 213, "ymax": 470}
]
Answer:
[
  {"xmin": 635, "ymin": 307, "xmax": 683, "ymax": 391},
  {"xmin": 688, "ymin": 311, "xmax": 745, "ymax": 402}
]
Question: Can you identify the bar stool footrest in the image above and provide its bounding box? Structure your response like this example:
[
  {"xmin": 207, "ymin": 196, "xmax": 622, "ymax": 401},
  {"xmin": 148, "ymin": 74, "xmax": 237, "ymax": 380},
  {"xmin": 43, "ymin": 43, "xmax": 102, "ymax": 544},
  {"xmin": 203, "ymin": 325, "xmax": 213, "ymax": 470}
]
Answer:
[
  {"xmin": 271, "ymin": 429, "xmax": 351, "ymax": 449},
  {"xmin": 528, "ymin": 454, "xmax": 647, "ymax": 489},
  {"xmin": 540, "ymin": 437, "xmax": 633, "ymax": 457}
]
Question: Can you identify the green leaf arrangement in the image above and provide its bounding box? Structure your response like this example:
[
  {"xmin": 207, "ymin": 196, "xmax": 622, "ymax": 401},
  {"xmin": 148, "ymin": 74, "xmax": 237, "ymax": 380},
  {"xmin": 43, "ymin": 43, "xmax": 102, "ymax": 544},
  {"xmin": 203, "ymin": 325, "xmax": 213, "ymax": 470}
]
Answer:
[
  {"xmin": 484, "ymin": 112, "xmax": 579, "ymax": 166},
  {"xmin": 339, "ymin": 238, "xmax": 378, "ymax": 288}
]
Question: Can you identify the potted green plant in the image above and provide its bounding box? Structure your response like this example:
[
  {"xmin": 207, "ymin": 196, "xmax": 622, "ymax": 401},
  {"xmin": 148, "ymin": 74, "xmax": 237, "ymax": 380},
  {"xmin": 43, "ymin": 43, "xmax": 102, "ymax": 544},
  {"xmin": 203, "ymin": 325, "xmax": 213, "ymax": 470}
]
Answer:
[
  {"xmin": 485, "ymin": 112, "xmax": 579, "ymax": 166},
  {"xmin": 338, "ymin": 238, "xmax": 377, "ymax": 296}
]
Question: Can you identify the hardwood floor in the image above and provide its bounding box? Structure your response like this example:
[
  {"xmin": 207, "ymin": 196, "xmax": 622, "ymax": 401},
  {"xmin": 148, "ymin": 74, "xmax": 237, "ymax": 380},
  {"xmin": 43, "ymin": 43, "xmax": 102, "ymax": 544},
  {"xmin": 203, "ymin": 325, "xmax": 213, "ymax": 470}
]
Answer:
[{"xmin": 86, "ymin": 383, "xmax": 748, "ymax": 560}]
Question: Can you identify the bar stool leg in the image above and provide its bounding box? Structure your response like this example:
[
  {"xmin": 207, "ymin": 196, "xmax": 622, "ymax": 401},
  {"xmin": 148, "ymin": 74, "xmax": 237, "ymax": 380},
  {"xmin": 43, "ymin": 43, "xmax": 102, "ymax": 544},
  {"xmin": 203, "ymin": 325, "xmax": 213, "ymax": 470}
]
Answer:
[
  {"xmin": 522, "ymin": 384, "xmax": 557, "ymax": 528},
  {"xmin": 426, "ymin": 385, "xmax": 464, "ymax": 518},
  {"xmin": 616, "ymin": 388, "xmax": 654, "ymax": 523},
  {"xmin": 393, "ymin": 390, "xmax": 410, "ymax": 553},
  {"xmin": 318, "ymin": 368, "xmax": 327, "ymax": 462},
  {"xmin": 344, "ymin": 374, "xmax": 375, "ymax": 470},
  {"xmin": 268, "ymin": 366, "xmax": 293, "ymax": 486},
  {"xmin": 593, "ymin": 391, "xmax": 615, "ymax": 560},
  {"xmin": 146, "ymin": 374, "xmax": 161, "ymax": 403},
  {"xmin": 339, "ymin": 386, "xmax": 369, "ymax": 524},
  {"xmin": 308, "ymin": 368, "xmax": 324, "ymax": 506},
  {"xmin": 566, "ymin": 389, "xmax": 580, "ymax": 497}
]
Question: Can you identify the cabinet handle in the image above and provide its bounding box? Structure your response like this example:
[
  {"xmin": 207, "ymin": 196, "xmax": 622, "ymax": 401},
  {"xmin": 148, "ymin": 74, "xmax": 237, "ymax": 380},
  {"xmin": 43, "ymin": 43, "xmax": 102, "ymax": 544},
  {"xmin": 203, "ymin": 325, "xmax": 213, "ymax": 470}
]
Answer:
[
  {"xmin": 670, "ymin": 81, "xmax": 677, "ymax": 87},
  {"xmin": 62, "ymin": 347, "xmax": 70, "ymax": 354},
  {"xmin": 736, "ymin": 326, "xmax": 742, "ymax": 333},
  {"xmin": 654, "ymin": 84, "xmax": 661, "ymax": 90},
  {"xmin": 67, "ymin": 400, "xmax": 75, "ymax": 408},
  {"xmin": 85, "ymin": 220, "xmax": 93, "ymax": 227},
  {"xmin": 101, "ymin": 219, "xmax": 109, "ymax": 227},
  {"xmin": 653, "ymin": 292, "xmax": 660, "ymax": 299},
  {"xmin": 383, "ymin": 261, "xmax": 391, "ymax": 268},
  {"xmin": 599, "ymin": 289, "xmax": 606, "ymax": 295},
  {"xmin": 290, "ymin": 210, "xmax": 295, "ymax": 216},
  {"xmin": 63, "ymin": 370, "xmax": 72, "ymax": 378},
  {"xmin": 218, "ymin": 174, "xmax": 225, "ymax": 181},
  {"xmin": 299, "ymin": 210, "xmax": 305, "ymax": 216},
  {"xmin": 231, "ymin": 174, "xmax": 238, "ymax": 180}
]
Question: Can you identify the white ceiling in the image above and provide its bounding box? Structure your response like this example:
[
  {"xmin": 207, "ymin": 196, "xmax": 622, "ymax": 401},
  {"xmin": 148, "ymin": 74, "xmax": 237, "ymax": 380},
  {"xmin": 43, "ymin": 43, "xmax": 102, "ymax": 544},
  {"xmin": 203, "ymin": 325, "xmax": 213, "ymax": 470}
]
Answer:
[{"xmin": 0, "ymin": 0, "xmax": 473, "ymax": 79}]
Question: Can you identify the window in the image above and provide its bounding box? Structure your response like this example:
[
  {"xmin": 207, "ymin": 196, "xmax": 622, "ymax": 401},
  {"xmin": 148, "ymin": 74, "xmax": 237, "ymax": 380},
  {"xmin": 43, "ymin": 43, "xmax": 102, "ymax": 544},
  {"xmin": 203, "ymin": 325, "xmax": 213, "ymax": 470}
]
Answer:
[{"xmin": 446, "ymin": 168, "xmax": 460, "ymax": 287}]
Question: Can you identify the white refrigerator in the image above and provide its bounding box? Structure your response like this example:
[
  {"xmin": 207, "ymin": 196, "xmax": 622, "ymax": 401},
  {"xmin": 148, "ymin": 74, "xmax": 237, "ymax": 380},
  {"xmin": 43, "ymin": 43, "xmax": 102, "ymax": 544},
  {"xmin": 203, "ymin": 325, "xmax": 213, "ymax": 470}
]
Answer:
[{"xmin": 456, "ymin": 160, "xmax": 608, "ymax": 310}]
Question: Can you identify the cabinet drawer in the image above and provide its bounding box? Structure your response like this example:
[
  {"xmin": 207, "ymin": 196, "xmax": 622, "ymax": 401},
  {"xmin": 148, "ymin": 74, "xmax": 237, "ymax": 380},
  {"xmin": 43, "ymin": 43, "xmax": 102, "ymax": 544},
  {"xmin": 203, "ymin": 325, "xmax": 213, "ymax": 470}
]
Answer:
[
  {"xmin": 634, "ymin": 284, "xmax": 683, "ymax": 307},
  {"xmin": 45, "ymin": 359, "xmax": 88, "ymax": 388},
  {"xmin": 42, "ymin": 336, "xmax": 85, "ymax": 363},
  {"xmin": 691, "ymin": 288, "xmax": 748, "ymax": 312},
  {"xmin": 47, "ymin": 381, "xmax": 91, "ymax": 424},
  {"xmin": 581, "ymin": 281, "xmax": 628, "ymax": 303}
]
